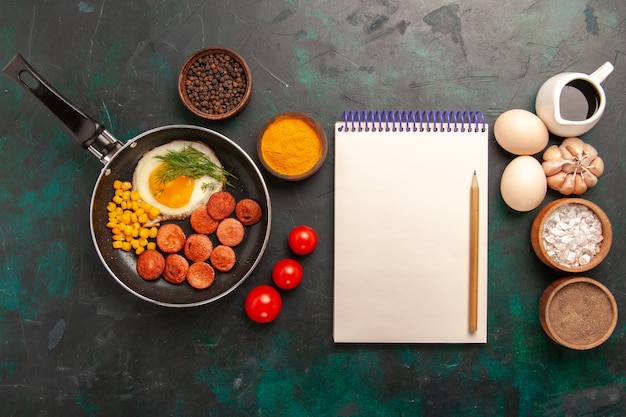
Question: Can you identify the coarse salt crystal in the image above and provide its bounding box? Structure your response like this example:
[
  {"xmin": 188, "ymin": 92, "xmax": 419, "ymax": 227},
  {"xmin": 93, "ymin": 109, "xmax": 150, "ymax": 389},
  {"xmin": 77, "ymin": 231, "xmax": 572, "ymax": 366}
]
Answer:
[
  {"xmin": 579, "ymin": 254, "xmax": 591, "ymax": 265},
  {"xmin": 542, "ymin": 203, "xmax": 603, "ymax": 268}
]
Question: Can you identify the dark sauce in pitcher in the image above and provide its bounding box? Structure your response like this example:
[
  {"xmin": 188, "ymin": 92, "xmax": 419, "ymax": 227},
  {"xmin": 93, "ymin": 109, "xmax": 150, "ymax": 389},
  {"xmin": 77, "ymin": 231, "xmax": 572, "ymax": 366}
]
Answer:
[{"xmin": 559, "ymin": 79, "xmax": 599, "ymax": 121}]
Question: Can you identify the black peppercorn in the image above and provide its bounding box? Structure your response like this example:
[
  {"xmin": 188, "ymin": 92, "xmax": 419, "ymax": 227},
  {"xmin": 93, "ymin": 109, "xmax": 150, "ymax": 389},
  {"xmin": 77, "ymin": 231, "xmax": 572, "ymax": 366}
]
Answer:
[{"xmin": 184, "ymin": 51, "xmax": 248, "ymax": 116}]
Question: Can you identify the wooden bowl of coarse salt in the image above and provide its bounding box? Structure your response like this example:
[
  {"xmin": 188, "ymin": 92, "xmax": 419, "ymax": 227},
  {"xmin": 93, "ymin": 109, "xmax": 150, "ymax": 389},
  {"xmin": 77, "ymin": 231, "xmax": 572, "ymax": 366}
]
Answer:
[
  {"xmin": 530, "ymin": 198, "xmax": 612, "ymax": 273},
  {"xmin": 539, "ymin": 276, "xmax": 618, "ymax": 350}
]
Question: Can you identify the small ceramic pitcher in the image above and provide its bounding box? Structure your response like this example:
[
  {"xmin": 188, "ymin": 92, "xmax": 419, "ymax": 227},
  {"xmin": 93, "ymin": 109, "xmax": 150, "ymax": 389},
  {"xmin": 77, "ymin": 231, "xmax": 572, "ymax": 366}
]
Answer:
[{"xmin": 535, "ymin": 62, "xmax": 614, "ymax": 137}]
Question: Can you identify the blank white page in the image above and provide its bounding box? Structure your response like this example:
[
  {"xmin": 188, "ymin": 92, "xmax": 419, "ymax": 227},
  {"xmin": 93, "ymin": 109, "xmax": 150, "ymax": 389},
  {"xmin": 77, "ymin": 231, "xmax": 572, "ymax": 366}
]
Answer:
[{"xmin": 333, "ymin": 115, "xmax": 488, "ymax": 343}]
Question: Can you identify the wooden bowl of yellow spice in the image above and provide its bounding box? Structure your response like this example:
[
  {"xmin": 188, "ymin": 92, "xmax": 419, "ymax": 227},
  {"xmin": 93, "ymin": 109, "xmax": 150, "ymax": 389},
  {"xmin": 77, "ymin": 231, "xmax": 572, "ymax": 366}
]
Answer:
[{"xmin": 257, "ymin": 112, "xmax": 327, "ymax": 181}]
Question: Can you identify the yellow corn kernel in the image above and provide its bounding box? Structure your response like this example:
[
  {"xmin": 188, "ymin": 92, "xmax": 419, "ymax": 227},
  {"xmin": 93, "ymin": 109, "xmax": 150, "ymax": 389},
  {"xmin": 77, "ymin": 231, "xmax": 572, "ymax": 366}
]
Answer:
[
  {"xmin": 149, "ymin": 227, "xmax": 158, "ymax": 239},
  {"xmin": 130, "ymin": 212, "xmax": 138, "ymax": 223},
  {"xmin": 131, "ymin": 239, "xmax": 140, "ymax": 249},
  {"xmin": 121, "ymin": 181, "xmax": 132, "ymax": 191},
  {"xmin": 135, "ymin": 246, "xmax": 145, "ymax": 255},
  {"xmin": 139, "ymin": 228, "xmax": 150, "ymax": 239},
  {"xmin": 112, "ymin": 195, "xmax": 123, "ymax": 204},
  {"xmin": 138, "ymin": 237, "xmax": 148, "ymax": 247},
  {"xmin": 147, "ymin": 242, "xmax": 156, "ymax": 251},
  {"xmin": 113, "ymin": 180, "xmax": 123, "ymax": 189},
  {"xmin": 131, "ymin": 201, "xmax": 139, "ymax": 211},
  {"xmin": 123, "ymin": 225, "xmax": 133, "ymax": 236},
  {"xmin": 115, "ymin": 188, "xmax": 124, "ymax": 197},
  {"xmin": 137, "ymin": 213, "xmax": 149, "ymax": 224},
  {"xmin": 112, "ymin": 234, "xmax": 124, "ymax": 241},
  {"xmin": 112, "ymin": 240, "xmax": 123, "ymax": 249},
  {"xmin": 107, "ymin": 202, "xmax": 117, "ymax": 211},
  {"xmin": 131, "ymin": 228, "xmax": 139, "ymax": 238},
  {"xmin": 106, "ymin": 221, "xmax": 117, "ymax": 229},
  {"xmin": 122, "ymin": 190, "xmax": 131, "ymax": 201},
  {"xmin": 120, "ymin": 213, "xmax": 131, "ymax": 225},
  {"xmin": 130, "ymin": 190, "xmax": 141, "ymax": 201},
  {"xmin": 148, "ymin": 207, "xmax": 160, "ymax": 220},
  {"xmin": 121, "ymin": 241, "xmax": 132, "ymax": 252}
]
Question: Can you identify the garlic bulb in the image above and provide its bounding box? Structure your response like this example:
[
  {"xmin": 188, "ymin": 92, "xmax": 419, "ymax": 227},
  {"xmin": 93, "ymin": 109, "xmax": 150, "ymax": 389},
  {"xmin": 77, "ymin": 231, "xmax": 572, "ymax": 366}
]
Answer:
[{"xmin": 541, "ymin": 137, "xmax": 604, "ymax": 195}]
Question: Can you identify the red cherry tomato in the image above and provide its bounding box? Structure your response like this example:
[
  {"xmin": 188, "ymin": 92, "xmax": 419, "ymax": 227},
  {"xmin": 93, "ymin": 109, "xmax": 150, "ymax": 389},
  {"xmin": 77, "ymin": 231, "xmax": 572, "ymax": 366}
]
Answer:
[
  {"xmin": 272, "ymin": 258, "xmax": 303, "ymax": 290},
  {"xmin": 245, "ymin": 285, "xmax": 282, "ymax": 323},
  {"xmin": 288, "ymin": 225, "xmax": 318, "ymax": 255}
]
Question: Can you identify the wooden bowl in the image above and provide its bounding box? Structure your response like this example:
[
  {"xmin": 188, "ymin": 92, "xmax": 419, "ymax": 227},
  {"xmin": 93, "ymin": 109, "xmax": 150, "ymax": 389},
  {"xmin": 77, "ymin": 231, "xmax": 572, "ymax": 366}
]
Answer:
[
  {"xmin": 178, "ymin": 47, "xmax": 252, "ymax": 121},
  {"xmin": 539, "ymin": 276, "xmax": 618, "ymax": 350},
  {"xmin": 530, "ymin": 198, "xmax": 612, "ymax": 273},
  {"xmin": 257, "ymin": 112, "xmax": 328, "ymax": 181}
]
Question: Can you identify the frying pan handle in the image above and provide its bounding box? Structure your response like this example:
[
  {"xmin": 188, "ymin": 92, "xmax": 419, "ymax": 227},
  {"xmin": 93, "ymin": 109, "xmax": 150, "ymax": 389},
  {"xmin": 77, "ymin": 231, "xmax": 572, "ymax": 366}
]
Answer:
[{"xmin": 3, "ymin": 53, "xmax": 122, "ymax": 164}]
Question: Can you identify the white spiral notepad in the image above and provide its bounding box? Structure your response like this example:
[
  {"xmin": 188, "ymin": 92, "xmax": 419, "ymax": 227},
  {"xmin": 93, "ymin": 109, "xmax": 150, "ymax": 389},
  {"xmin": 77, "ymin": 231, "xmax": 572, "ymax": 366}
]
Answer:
[{"xmin": 333, "ymin": 110, "xmax": 489, "ymax": 343}]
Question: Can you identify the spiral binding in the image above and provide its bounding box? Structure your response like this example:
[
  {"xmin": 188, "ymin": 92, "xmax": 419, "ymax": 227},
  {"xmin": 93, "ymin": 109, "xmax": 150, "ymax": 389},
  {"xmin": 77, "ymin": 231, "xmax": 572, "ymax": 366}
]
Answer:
[{"xmin": 338, "ymin": 110, "xmax": 486, "ymax": 133}]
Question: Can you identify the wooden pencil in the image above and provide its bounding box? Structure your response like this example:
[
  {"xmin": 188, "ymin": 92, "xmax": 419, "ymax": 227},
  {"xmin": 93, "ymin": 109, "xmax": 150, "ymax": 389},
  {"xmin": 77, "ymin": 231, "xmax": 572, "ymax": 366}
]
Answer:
[{"xmin": 469, "ymin": 171, "xmax": 479, "ymax": 333}]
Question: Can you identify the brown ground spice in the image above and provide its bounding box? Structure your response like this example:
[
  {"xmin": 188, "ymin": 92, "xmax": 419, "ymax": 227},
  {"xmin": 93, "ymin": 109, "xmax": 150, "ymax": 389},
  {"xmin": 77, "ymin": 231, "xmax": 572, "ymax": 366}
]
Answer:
[{"xmin": 549, "ymin": 282, "xmax": 614, "ymax": 346}]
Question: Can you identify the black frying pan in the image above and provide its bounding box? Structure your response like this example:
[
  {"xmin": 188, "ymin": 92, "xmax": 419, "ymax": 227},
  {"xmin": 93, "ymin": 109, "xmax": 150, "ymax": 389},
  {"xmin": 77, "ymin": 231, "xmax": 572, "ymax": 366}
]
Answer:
[{"xmin": 3, "ymin": 54, "xmax": 271, "ymax": 307}]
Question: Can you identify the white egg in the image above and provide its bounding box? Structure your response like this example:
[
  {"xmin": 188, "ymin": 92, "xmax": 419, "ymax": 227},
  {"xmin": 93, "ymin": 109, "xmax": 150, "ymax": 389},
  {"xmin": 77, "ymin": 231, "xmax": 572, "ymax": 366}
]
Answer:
[
  {"xmin": 133, "ymin": 140, "xmax": 224, "ymax": 222},
  {"xmin": 500, "ymin": 155, "xmax": 547, "ymax": 212},
  {"xmin": 494, "ymin": 109, "xmax": 549, "ymax": 155}
]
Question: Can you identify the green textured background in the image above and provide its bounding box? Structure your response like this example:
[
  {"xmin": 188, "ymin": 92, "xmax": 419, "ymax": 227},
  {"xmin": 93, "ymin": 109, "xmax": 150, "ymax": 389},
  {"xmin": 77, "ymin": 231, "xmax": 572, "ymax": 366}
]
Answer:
[{"xmin": 1, "ymin": 1, "xmax": 625, "ymax": 416}]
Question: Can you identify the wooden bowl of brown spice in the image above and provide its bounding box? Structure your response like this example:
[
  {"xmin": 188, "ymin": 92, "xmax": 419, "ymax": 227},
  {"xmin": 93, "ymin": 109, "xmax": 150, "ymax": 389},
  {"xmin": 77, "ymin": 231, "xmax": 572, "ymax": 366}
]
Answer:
[
  {"xmin": 178, "ymin": 47, "xmax": 252, "ymax": 120},
  {"xmin": 539, "ymin": 276, "xmax": 618, "ymax": 350}
]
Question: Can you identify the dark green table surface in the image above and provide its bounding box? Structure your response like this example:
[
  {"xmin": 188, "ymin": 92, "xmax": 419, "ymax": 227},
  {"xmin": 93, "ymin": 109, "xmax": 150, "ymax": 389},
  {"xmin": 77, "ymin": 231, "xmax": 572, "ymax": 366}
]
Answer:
[{"xmin": 1, "ymin": 1, "xmax": 625, "ymax": 416}]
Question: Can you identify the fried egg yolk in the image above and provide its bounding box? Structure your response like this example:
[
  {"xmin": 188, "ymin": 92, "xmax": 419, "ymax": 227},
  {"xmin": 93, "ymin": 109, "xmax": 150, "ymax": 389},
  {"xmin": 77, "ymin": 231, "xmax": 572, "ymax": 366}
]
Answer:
[{"xmin": 149, "ymin": 162, "xmax": 195, "ymax": 209}]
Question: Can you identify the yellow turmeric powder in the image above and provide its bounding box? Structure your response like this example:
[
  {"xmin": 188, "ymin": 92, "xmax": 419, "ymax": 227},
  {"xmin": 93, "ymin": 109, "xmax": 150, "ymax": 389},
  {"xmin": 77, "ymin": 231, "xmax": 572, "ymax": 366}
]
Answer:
[{"xmin": 260, "ymin": 115, "xmax": 322, "ymax": 176}]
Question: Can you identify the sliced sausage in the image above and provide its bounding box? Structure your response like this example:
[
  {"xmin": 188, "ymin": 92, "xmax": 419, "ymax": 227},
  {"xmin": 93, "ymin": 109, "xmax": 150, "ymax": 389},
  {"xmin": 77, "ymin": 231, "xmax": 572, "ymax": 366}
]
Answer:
[
  {"xmin": 163, "ymin": 254, "xmax": 189, "ymax": 284},
  {"xmin": 184, "ymin": 234, "xmax": 213, "ymax": 263},
  {"xmin": 235, "ymin": 198, "xmax": 262, "ymax": 226},
  {"xmin": 210, "ymin": 245, "xmax": 236, "ymax": 272},
  {"xmin": 206, "ymin": 191, "xmax": 236, "ymax": 220},
  {"xmin": 190, "ymin": 205, "xmax": 219, "ymax": 234},
  {"xmin": 187, "ymin": 262, "xmax": 216, "ymax": 289},
  {"xmin": 216, "ymin": 218, "xmax": 245, "ymax": 247},
  {"xmin": 156, "ymin": 223, "xmax": 186, "ymax": 253},
  {"xmin": 136, "ymin": 249, "xmax": 165, "ymax": 281}
]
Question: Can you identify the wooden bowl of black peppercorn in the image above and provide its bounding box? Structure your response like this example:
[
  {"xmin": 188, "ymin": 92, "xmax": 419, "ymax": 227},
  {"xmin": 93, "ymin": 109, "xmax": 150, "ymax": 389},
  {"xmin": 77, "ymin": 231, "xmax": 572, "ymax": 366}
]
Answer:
[{"xmin": 178, "ymin": 47, "xmax": 252, "ymax": 120}]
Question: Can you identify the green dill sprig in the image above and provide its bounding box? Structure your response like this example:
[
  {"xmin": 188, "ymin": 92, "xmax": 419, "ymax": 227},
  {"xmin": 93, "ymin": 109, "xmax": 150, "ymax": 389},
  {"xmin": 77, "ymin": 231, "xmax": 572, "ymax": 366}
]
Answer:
[{"xmin": 154, "ymin": 145, "xmax": 237, "ymax": 187}]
